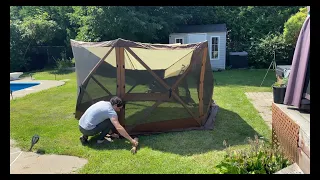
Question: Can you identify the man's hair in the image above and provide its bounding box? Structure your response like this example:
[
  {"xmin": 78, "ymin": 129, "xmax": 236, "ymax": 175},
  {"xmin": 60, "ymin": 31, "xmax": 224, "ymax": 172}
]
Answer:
[{"xmin": 110, "ymin": 96, "xmax": 123, "ymax": 107}]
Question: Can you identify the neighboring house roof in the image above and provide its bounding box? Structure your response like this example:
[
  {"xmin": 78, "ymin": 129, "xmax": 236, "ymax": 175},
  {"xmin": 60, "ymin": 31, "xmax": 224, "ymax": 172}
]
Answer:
[{"xmin": 173, "ymin": 24, "xmax": 227, "ymax": 34}]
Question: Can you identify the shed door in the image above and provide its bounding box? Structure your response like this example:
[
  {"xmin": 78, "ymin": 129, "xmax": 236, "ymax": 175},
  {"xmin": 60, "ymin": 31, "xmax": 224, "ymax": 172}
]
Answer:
[{"xmin": 187, "ymin": 33, "xmax": 207, "ymax": 44}]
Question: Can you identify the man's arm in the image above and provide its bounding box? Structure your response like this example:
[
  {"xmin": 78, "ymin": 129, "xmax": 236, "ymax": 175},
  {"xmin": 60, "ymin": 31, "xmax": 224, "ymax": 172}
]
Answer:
[{"xmin": 110, "ymin": 116, "xmax": 138, "ymax": 146}]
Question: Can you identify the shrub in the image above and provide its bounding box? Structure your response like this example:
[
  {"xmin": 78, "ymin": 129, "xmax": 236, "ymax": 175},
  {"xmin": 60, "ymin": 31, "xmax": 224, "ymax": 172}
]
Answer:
[
  {"xmin": 56, "ymin": 57, "xmax": 73, "ymax": 71},
  {"xmin": 71, "ymin": 58, "xmax": 75, "ymax": 66},
  {"xmin": 250, "ymin": 33, "xmax": 293, "ymax": 69},
  {"xmin": 10, "ymin": 20, "xmax": 31, "ymax": 72},
  {"xmin": 273, "ymin": 77, "xmax": 288, "ymax": 88},
  {"xmin": 283, "ymin": 7, "xmax": 308, "ymax": 46},
  {"xmin": 216, "ymin": 135, "xmax": 292, "ymax": 174}
]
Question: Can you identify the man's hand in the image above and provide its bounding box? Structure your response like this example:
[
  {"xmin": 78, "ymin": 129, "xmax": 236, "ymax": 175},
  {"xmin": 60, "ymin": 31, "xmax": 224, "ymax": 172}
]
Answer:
[
  {"xmin": 131, "ymin": 138, "xmax": 139, "ymax": 147},
  {"xmin": 110, "ymin": 117, "xmax": 138, "ymax": 147},
  {"xmin": 130, "ymin": 138, "xmax": 139, "ymax": 154}
]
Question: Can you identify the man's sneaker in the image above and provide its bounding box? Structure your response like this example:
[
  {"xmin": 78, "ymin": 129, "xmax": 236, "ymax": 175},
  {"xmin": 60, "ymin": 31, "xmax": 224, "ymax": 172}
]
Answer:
[
  {"xmin": 80, "ymin": 135, "xmax": 88, "ymax": 145},
  {"xmin": 106, "ymin": 133, "xmax": 120, "ymax": 139},
  {"xmin": 97, "ymin": 139, "xmax": 105, "ymax": 144},
  {"xmin": 97, "ymin": 137, "xmax": 113, "ymax": 144},
  {"xmin": 110, "ymin": 133, "xmax": 120, "ymax": 139}
]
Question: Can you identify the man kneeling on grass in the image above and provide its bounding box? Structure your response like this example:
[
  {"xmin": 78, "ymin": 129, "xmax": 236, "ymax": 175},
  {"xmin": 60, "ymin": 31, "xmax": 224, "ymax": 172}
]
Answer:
[{"xmin": 79, "ymin": 96, "xmax": 138, "ymax": 147}]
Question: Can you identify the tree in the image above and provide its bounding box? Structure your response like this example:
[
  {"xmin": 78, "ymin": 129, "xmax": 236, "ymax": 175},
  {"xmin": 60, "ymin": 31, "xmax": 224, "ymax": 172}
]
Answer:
[
  {"xmin": 283, "ymin": 7, "xmax": 308, "ymax": 46},
  {"xmin": 10, "ymin": 20, "xmax": 30, "ymax": 72},
  {"xmin": 10, "ymin": 6, "xmax": 303, "ymax": 71}
]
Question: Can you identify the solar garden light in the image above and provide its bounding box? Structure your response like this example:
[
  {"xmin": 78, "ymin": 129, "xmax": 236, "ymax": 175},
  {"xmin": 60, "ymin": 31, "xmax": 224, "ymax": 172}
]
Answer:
[
  {"xmin": 30, "ymin": 73, "xmax": 33, "ymax": 80},
  {"xmin": 29, "ymin": 134, "xmax": 40, "ymax": 152},
  {"xmin": 10, "ymin": 90, "xmax": 13, "ymax": 100}
]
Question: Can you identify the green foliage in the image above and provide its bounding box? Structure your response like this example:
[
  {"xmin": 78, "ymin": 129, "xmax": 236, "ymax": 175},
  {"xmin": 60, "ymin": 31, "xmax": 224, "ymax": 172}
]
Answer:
[
  {"xmin": 272, "ymin": 81, "xmax": 286, "ymax": 88},
  {"xmin": 20, "ymin": 13, "xmax": 60, "ymax": 44},
  {"xmin": 283, "ymin": 7, "xmax": 308, "ymax": 46},
  {"xmin": 10, "ymin": 6, "xmax": 74, "ymax": 72},
  {"xmin": 10, "ymin": 20, "xmax": 31, "ymax": 72},
  {"xmin": 273, "ymin": 77, "xmax": 288, "ymax": 87},
  {"xmin": 216, "ymin": 135, "xmax": 292, "ymax": 174},
  {"xmin": 68, "ymin": 6, "xmax": 191, "ymax": 43},
  {"xmin": 10, "ymin": 6, "xmax": 304, "ymax": 71},
  {"xmin": 71, "ymin": 58, "xmax": 75, "ymax": 65},
  {"xmin": 55, "ymin": 52, "xmax": 73, "ymax": 71},
  {"xmin": 250, "ymin": 33, "xmax": 293, "ymax": 68},
  {"xmin": 56, "ymin": 59, "xmax": 72, "ymax": 70},
  {"xmin": 282, "ymin": 77, "xmax": 288, "ymax": 85},
  {"xmin": 219, "ymin": 6, "xmax": 301, "ymax": 67}
]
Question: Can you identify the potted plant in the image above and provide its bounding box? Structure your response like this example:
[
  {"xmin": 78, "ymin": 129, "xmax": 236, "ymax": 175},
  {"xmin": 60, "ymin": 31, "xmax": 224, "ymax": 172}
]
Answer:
[{"xmin": 272, "ymin": 77, "xmax": 288, "ymax": 104}]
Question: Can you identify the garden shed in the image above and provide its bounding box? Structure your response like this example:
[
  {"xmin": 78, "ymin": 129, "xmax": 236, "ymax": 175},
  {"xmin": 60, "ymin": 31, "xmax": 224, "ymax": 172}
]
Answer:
[{"xmin": 169, "ymin": 24, "xmax": 227, "ymax": 70}]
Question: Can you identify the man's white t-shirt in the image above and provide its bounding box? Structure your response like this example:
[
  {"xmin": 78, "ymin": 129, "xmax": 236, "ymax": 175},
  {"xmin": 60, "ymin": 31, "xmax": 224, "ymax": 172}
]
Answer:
[{"xmin": 79, "ymin": 101, "xmax": 118, "ymax": 130}]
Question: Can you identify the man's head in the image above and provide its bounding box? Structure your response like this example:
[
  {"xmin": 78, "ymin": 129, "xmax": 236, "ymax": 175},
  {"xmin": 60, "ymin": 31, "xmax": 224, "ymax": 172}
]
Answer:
[{"xmin": 110, "ymin": 96, "xmax": 123, "ymax": 112}]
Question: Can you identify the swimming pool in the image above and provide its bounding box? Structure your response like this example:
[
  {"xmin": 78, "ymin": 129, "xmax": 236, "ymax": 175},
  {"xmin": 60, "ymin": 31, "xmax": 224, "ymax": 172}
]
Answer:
[{"xmin": 10, "ymin": 82, "xmax": 40, "ymax": 92}]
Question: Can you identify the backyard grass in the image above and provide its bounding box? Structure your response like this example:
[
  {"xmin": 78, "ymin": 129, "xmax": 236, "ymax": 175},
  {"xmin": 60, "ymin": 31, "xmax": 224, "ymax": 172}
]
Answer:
[{"xmin": 10, "ymin": 68, "xmax": 276, "ymax": 174}]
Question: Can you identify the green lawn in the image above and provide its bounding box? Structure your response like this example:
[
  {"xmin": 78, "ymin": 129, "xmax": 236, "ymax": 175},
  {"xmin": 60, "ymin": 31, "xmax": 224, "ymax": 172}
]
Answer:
[{"xmin": 10, "ymin": 68, "xmax": 276, "ymax": 174}]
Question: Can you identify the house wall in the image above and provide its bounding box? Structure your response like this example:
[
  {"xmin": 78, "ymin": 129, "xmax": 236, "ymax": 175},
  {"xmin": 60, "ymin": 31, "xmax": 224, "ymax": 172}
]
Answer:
[{"xmin": 169, "ymin": 32, "xmax": 226, "ymax": 70}]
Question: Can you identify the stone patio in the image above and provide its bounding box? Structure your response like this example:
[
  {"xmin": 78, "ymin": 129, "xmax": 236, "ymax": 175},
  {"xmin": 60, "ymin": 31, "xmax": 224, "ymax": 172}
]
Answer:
[
  {"xmin": 245, "ymin": 92, "xmax": 273, "ymax": 129},
  {"xmin": 10, "ymin": 77, "xmax": 88, "ymax": 174},
  {"xmin": 10, "ymin": 140, "xmax": 87, "ymax": 174},
  {"xmin": 274, "ymin": 163, "xmax": 304, "ymax": 174}
]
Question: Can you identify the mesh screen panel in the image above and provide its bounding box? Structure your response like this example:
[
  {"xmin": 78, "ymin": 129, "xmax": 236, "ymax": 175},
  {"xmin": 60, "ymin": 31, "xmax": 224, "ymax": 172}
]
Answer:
[
  {"xmin": 124, "ymin": 101, "xmax": 158, "ymax": 126},
  {"xmin": 85, "ymin": 77, "xmax": 111, "ymax": 101},
  {"xmin": 122, "ymin": 47, "xmax": 196, "ymax": 126},
  {"xmin": 80, "ymin": 89, "xmax": 92, "ymax": 104},
  {"xmin": 146, "ymin": 100, "xmax": 192, "ymax": 123},
  {"xmin": 78, "ymin": 89, "xmax": 93, "ymax": 114},
  {"xmin": 124, "ymin": 100, "xmax": 192, "ymax": 128},
  {"xmin": 78, "ymin": 49, "xmax": 117, "ymax": 111},
  {"xmin": 91, "ymin": 48, "xmax": 117, "ymax": 96},
  {"xmin": 176, "ymin": 72, "xmax": 200, "ymax": 118},
  {"xmin": 203, "ymin": 55, "xmax": 214, "ymax": 115},
  {"xmin": 125, "ymin": 70, "xmax": 167, "ymax": 94}
]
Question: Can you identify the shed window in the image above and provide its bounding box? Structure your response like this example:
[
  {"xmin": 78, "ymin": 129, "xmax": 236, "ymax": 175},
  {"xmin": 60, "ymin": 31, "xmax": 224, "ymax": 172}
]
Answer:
[
  {"xmin": 175, "ymin": 38, "xmax": 183, "ymax": 44},
  {"xmin": 211, "ymin": 37, "xmax": 219, "ymax": 60}
]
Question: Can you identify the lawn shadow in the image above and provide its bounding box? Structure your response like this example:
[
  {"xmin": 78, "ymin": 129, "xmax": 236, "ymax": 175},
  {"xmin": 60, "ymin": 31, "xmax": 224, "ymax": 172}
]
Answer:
[{"xmin": 85, "ymin": 107, "xmax": 270, "ymax": 156}]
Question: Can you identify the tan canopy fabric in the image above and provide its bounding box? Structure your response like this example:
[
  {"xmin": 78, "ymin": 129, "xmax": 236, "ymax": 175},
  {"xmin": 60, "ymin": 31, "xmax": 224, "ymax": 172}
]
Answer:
[
  {"xmin": 71, "ymin": 38, "xmax": 206, "ymax": 85},
  {"xmin": 84, "ymin": 47, "xmax": 194, "ymax": 79},
  {"xmin": 71, "ymin": 38, "xmax": 217, "ymax": 135}
]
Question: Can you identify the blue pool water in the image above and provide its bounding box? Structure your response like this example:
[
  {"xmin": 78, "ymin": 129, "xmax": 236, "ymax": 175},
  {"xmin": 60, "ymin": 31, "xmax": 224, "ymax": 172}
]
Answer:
[{"xmin": 10, "ymin": 82, "xmax": 40, "ymax": 92}]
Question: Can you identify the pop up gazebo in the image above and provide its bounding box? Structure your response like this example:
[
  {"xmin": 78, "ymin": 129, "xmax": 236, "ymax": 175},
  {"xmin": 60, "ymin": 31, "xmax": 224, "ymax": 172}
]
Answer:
[{"xmin": 70, "ymin": 38, "xmax": 218, "ymax": 135}]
